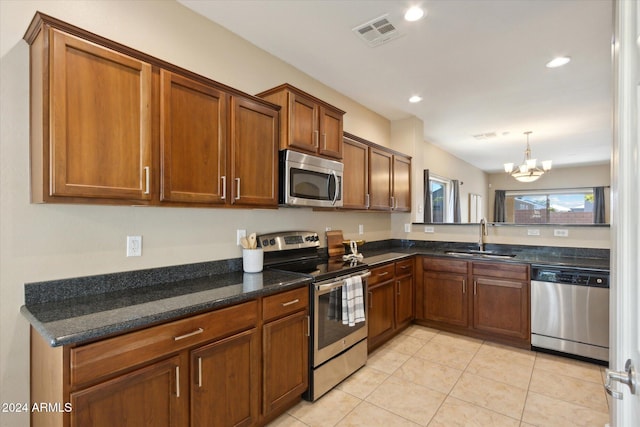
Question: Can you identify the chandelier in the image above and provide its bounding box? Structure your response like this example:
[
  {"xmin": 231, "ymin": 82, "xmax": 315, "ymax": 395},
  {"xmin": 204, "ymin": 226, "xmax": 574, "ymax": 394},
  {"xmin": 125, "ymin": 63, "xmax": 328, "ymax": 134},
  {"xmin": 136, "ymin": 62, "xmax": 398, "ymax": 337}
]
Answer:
[{"xmin": 504, "ymin": 131, "xmax": 552, "ymax": 183}]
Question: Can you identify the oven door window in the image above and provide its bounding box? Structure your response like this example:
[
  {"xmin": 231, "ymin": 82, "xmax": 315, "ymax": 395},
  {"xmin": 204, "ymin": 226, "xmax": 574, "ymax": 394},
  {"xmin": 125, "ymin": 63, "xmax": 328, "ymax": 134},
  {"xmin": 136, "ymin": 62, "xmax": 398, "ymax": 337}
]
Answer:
[
  {"xmin": 317, "ymin": 286, "xmax": 365, "ymax": 351},
  {"xmin": 290, "ymin": 168, "xmax": 341, "ymax": 201}
]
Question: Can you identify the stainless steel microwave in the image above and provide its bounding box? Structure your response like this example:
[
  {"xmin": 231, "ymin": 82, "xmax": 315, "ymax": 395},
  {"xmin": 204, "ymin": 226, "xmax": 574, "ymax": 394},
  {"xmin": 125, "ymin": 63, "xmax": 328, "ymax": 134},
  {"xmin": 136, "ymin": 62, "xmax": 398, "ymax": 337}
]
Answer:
[{"xmin": 279, "ymin": 150, "xmax": 343, "ymax": 208}]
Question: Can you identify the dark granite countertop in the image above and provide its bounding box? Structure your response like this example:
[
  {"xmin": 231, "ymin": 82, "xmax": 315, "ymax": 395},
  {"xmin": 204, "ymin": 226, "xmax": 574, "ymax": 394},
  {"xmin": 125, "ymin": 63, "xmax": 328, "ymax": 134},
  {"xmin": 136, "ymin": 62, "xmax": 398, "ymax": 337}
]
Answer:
[
  {"xmin": 22, "ymin": 264, "xmax": 311, "ymax": 347},
  {"xmin": 359, "ymin": 240, "xmax": 610, "ymax": 271},
  {"xmin": 23, "ymin": 240, "xmax": 609, "ymax": 348}
]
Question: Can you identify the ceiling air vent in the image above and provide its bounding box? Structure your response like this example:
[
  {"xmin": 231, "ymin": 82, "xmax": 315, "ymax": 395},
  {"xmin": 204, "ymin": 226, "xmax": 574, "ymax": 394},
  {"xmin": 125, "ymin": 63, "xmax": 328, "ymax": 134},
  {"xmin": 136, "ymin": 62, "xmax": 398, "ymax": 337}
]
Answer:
[
  {"xmin": 353, "ymin": 14, "xmax": 402, "ymax": 47},
  {"xmin": 473, "ymin": 132, "xmax": 498, "ymax": 140}
]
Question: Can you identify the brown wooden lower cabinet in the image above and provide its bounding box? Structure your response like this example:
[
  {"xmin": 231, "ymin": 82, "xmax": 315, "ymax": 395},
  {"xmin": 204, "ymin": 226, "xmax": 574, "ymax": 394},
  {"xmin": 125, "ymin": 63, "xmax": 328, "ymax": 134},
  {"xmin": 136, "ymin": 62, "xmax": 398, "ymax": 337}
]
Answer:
[
  {"xmin": 31, "ymin": 287, "xmax": 309, "ymax": 427},
  {"xmin": 70, "ymin": 355, "xmax": 185, "ymax": 427},
  {"xmin": 367, "ymin": 258, "xmax": 415, "ymax": 352},
  {"xmin": 416, "ymin": 256, "xmax": 530, "ymax": 348},
  {"xmin": 262, "ymin": 310, "xmax": 308, "ymax": 418},
  {"xmin": 191, "ymin": 329, "xmax": 260, "ymax": 427}
]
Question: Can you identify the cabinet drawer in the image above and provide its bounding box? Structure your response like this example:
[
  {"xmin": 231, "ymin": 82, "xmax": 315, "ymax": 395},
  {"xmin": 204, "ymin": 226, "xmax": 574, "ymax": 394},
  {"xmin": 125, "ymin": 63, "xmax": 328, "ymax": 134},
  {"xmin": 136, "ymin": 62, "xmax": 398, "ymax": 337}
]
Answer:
[
  {"xmin": 395, "ymin": 258, "xmax": 414, "ymax": 276},
  {"xmin": 263, "ymin": 286, "xmax": 309, "ymax": 322},
  {"xmin": 472, "ymin": 262, "xmax": 529, "ymax": 281},
  {"xmin": 369, "ymin": 264, "xmax": 395, "ymax": 286},
  {"xmin": 70, "ymin": 300, "xmax": 258, "ymax": 387},
  {"xmin": 423, "ymin": 257, "xmax": 468, "ymax": 274}
]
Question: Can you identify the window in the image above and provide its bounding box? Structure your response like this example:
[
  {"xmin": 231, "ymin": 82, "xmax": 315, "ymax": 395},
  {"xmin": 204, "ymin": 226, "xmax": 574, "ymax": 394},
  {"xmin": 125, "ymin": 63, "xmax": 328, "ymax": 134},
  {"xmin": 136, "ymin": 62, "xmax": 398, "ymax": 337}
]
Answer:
[
  {"xmin": 429, "ymin": 174, "xmax": 451, "ymax": 223},
  {"xmin": 505, "ymin": 189, "xmax": 596, "ymax": 224}
]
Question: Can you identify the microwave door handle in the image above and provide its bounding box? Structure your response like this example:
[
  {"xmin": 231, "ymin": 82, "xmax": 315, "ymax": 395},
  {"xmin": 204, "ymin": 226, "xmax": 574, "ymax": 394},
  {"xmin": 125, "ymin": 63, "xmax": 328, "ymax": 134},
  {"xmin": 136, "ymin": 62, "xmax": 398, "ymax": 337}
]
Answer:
[{"xmin": 330, "ymin": 171, "xmax": 339, "ymax": 206}]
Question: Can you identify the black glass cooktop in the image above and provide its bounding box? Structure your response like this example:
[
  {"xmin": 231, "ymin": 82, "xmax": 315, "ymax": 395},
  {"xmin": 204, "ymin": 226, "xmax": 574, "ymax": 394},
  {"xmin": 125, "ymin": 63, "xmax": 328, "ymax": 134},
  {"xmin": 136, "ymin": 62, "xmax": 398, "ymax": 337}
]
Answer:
[{"xmin": 268, "ymin": 256, "xmax": 367, "ymax": 282}]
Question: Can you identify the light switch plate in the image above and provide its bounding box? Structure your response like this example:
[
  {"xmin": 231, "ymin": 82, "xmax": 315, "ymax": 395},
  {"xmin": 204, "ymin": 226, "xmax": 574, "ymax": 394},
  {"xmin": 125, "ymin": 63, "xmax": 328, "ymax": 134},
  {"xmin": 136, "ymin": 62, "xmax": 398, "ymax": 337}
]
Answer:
[
  {"xmin": 358, "ymin": 224, "xmax": 364, "ymax": 235},
  {"xmin": 527, "ymin": 229, "xmax": 540, "ymax": 236},
  {"xmin": 404, "ymin": 223, "xmax": 411, "ymax": 233},
  {"xmin": 424, "ymin": 226, "xmax": 435, "ymax": 233},
  {"xmin": 554, "ymin": 229, "xmax": 569, "ymax": 237}
]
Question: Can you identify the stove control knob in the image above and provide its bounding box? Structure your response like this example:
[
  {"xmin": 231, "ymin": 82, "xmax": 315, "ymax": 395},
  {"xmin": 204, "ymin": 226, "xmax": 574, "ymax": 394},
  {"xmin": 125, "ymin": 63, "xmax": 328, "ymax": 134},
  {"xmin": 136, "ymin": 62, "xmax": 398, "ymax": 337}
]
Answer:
[
  {"xmin": 262, "ymin": 239, "xmax": 269, "ymax": 247},
  {"xmin": 269, "ymin": 238, "xmax": 276, "ymax": 246}
]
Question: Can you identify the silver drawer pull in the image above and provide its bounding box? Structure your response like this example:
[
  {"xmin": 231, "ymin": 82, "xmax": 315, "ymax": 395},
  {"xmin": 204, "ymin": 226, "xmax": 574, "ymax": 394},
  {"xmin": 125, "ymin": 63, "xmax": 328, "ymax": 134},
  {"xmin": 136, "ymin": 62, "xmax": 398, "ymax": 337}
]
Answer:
[
  {"xmin": 281, "ymin": 299, "xmax": 300, "ymax": 307},
  {"xmin": 174, "ymin": 328, "xmax": 204, "ymax": 341},
  {"xmin": 377, "ymin": 271, "xmax": 390, "ymax": 277},
  {"xmin": 175, "ymin": 366, "xmax": 180, "ymax": 397}
]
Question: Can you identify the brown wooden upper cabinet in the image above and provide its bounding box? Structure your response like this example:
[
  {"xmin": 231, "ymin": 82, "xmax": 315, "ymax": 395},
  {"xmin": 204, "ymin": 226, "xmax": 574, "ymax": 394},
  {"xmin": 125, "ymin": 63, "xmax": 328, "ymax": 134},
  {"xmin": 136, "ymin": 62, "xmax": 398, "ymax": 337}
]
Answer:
[
  {"xmin": 257, "ymin": 84, "xmax": 344, "ymax": 160},
  {"xmin": 30, "ymin": 27, "xmax": 153, "ymax": 203},
  {"xmin": 24, "ymin": 13, "xmax": 279, "ymax": 208},
  {"xmin": 342, "ymin": 132, "xmax": 411, "ymax": 212}
]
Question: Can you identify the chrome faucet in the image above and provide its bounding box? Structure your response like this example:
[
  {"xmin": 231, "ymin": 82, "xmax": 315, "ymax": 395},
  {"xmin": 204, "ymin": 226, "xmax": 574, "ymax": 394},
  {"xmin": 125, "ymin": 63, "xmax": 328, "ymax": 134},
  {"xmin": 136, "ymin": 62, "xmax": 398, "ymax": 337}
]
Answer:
[{"xmin": 478, "ymin": 218, "xmax": 487, "ymax": 251}]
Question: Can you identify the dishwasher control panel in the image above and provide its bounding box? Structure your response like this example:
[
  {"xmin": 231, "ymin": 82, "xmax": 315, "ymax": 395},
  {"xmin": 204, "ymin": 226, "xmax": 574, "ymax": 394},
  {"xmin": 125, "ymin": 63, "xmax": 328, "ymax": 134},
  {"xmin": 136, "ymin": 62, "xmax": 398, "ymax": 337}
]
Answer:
[{"xmin": 531, "ymin": 265, "xmax": 609, "ymax": 288}]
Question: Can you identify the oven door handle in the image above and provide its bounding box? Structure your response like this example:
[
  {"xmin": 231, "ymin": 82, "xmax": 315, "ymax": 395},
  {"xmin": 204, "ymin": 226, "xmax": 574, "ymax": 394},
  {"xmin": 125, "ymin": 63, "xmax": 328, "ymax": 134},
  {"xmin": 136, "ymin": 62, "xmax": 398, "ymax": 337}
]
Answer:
[{"xmin": 316, "ymin": 271, "xmax": 371, "ymax": 292}]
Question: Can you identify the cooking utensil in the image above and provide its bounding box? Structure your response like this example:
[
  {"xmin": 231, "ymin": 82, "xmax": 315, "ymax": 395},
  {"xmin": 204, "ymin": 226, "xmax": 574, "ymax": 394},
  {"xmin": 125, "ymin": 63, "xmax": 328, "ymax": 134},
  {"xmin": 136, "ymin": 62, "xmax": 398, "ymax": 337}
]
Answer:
[
  {"xmin": 248, "ymin": 233, "xmax": 257, "ymax": 249},
  {"xmin": 240, "ymin": 237, "xmax": 250, "ymax": 249}
]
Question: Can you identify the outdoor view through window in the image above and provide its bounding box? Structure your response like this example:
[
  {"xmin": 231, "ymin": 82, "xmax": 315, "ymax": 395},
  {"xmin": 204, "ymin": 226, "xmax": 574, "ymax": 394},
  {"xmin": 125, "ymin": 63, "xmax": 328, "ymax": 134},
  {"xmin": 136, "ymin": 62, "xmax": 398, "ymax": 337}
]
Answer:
[{"xmin": 505, "ymin": 190, "xmax": 595, "ymax": 224}]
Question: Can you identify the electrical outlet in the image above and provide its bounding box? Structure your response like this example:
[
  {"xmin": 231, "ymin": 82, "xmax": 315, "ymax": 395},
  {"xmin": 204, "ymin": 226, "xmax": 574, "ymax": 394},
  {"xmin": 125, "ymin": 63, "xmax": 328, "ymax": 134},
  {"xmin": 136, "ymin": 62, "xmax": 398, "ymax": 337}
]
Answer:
[
  {"xmin": 358, "ymin": 224, "xmax": 364, "ymax": 235},
  {"xmin": 237, "ymin": 229, "xmax": 247, "ymax": 245},
  {"xmin": 325, "ymin": 227, "xmax": 332, "ymax": 231},
  {"xmin": 404, "ymin": 223, "xmax": 411, "ymax": 233},
  {"xmin": 126, "ymin": 235, "xmax": 142, "ymax": 257},
  {"xmin": 424, "ymin": 226, "xmax": 435, "ymax": 233},
  {"xmin": 554, "ymin": 229, "xmax": 569, "ymax": 237},
  {"xmin": 527, "ymin": 229, "xmax": 540, "ymax": 236}
]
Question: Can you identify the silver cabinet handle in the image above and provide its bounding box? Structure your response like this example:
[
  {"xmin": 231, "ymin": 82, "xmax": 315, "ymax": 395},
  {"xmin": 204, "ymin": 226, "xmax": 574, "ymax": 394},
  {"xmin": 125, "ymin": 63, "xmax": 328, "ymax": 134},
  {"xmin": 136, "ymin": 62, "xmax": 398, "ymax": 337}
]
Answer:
[
  {"xmin": 605, "ymin": 359, "xmax": 637, "ymax": 399},
  {"xmin": 306, "ymin": 315, "xmax": 310, "ymax": 337},
  {"xmin": 462, "ymin": 279, "xmax": 466, "ymax": 294},
  {"xmin": 174, "ymin": 328, "xmax": 204, "ymax": 341},
  {"xmin": 175, "ymin": 366, "xmax": 180, "ymax": 398},
  {"xmin": 377, "ymin": 271, "xmax": 390, "ymax": 277},
  {"xmin": 474, "ymin": 280, "xmax": 477, "ymax": 295},
  {"xmin": 143, "ymin": 166, "xmax": 150, "ymax": 194},
  {"xmin": 397, "ymin": 281, "xmax": 401, "ymax": 295},
  {"xmin": 368, "ymin": 291, "xmax": 373, "ymax": 308},
  {"xmin": 313, "ymin": 130, "xmax": 319, "ymax": 148},
  {"xmin": 365, "ymin": 194, "xmax": 370, "ymax": 209},
  {"xmin": 235, "ymin": 178, "xmax": 241, "ymax": 200},
  {"xmin": 197, "ymin": 357, "xmax": 203, "ymax": 388},
  {"xmin": 221, "ymin": 176, "xmax": 226, "ymax": 200},
  {"xmin": 391, "ymin": 196, "xmax": 395, "ymax": 210},
  {"xmin": 323, "ymin": 133, "xmax": 327, "ymax": 150},
  {"xmin": 281, "ymin": 299, "xmax": 300, "ymax": 307}
]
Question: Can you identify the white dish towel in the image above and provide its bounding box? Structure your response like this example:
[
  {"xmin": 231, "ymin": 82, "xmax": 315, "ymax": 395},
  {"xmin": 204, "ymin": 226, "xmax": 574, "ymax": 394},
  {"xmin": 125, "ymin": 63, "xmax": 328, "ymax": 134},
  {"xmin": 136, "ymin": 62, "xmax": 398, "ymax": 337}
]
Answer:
[{"xmin": 342, "ymin": 275, "xmax": 365, "ymax": 327}]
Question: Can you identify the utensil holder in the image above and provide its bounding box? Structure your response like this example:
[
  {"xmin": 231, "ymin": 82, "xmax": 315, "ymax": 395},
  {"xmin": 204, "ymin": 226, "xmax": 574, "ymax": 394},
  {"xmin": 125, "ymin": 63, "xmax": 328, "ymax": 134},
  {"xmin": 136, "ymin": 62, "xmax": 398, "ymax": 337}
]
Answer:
[{"xmin": 242, "ymin": 248, "xmax": 263, "ymax": 273}]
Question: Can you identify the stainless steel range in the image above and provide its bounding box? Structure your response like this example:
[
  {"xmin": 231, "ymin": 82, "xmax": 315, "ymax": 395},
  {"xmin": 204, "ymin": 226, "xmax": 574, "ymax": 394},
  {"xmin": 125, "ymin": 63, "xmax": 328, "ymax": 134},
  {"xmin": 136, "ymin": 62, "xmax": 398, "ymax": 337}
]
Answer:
[{"xmin": 259, "ymin": 231, "xmax": 370, "ymax": 401}]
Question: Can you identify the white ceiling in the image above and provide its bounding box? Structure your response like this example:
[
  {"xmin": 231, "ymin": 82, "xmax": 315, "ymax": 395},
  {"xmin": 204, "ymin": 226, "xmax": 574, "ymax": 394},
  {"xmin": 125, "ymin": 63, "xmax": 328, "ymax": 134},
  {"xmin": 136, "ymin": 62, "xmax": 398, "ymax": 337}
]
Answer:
[{"xmin": 179, "ymin": 0, "xmax": 613, "ymax": 173}]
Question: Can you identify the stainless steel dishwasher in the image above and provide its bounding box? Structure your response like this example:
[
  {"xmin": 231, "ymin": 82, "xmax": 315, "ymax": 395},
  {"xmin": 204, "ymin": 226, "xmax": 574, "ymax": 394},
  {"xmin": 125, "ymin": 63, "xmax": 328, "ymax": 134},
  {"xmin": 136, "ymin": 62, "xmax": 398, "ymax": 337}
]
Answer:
[{"xmin": 531, "ymin": 264, "xmax": 609, "ymax": 363}]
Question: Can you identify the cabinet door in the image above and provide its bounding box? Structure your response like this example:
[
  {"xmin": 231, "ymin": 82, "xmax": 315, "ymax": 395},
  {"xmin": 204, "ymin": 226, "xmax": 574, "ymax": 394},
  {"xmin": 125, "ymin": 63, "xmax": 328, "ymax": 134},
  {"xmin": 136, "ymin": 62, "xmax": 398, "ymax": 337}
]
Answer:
[
  {"xmin": 288, "ymin": 92, "xmax": 319, "ymax": 153},
  {"xmin": 70, "ymin": 355, "xmax": 185, "ymax": 427},
  {"xmin": 263, "ymin": 310, "xmax": 309, "ymax": 416},
  {"xmin": 395, "ymin": 275, "xmax": 414, "ymax": 328},
  {"xmin": 368, "ymin": 281, "xmax": 395, "ymax": 351},
  {"xmin": 368, "ymin": 147, "xmax": 393, "ymax": 211},
  {"xmin": 191, "ymin": 329, "xmax": 260, "ymax": 427},
  {"xmin": 318, "ymin": 106, "xmax": 343, "ymax": 159},
  {"xmin": 422, "ymin": 271, "xmax": 469, "ymax": 327},
  {"xmin": 392, "ymin": 155, "xmax": 411, "ymax": 211},
  {"xmin": 230, "ymin": 97, "xmax": 279, "ymax": 207},
  {"xmin": 342, "ymin": 137, "xmax": 369, "ymax": 209},
  {"xmin": 473, "ymin": 277, "xmax": 530, "ymax": 341},
  {"xmin": 49, "ymin": 29, "xmax": 152, "ymax": 200},
  {"xmin": 160, "ymin": 71, "xmax": 227, "ymax": 204}
]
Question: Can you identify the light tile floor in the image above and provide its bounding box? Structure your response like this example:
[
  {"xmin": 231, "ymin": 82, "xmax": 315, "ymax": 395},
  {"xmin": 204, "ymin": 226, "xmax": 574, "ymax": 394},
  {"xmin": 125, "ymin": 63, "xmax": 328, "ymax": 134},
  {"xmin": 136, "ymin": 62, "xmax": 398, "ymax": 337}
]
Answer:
[{"xmin": 267, "ymin": 325, "xmax": 611, "ymax": 427}]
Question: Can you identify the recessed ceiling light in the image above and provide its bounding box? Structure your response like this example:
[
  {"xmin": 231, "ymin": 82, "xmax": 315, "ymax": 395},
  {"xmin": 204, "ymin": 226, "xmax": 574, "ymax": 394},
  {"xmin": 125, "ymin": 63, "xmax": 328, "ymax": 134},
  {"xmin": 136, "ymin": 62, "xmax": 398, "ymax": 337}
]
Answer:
[
  {"xmin": 546, "ymin": 56, "xmax": 571, "ymax": 68},
  {"xmin": 409, "ymin": 95, "xmax": 422, "ymax": 103},
  {"xmin": 404, "ymin": 6, "xmax": 425, "ymax": 22}
]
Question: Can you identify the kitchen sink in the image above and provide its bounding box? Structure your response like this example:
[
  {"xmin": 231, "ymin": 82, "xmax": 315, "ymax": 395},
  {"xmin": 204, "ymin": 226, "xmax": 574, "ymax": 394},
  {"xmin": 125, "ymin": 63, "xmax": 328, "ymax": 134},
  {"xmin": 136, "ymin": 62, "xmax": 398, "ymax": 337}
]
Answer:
[{"xmin": 444, "ymin": 250, "xmax": 516, "ymax": 259}]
